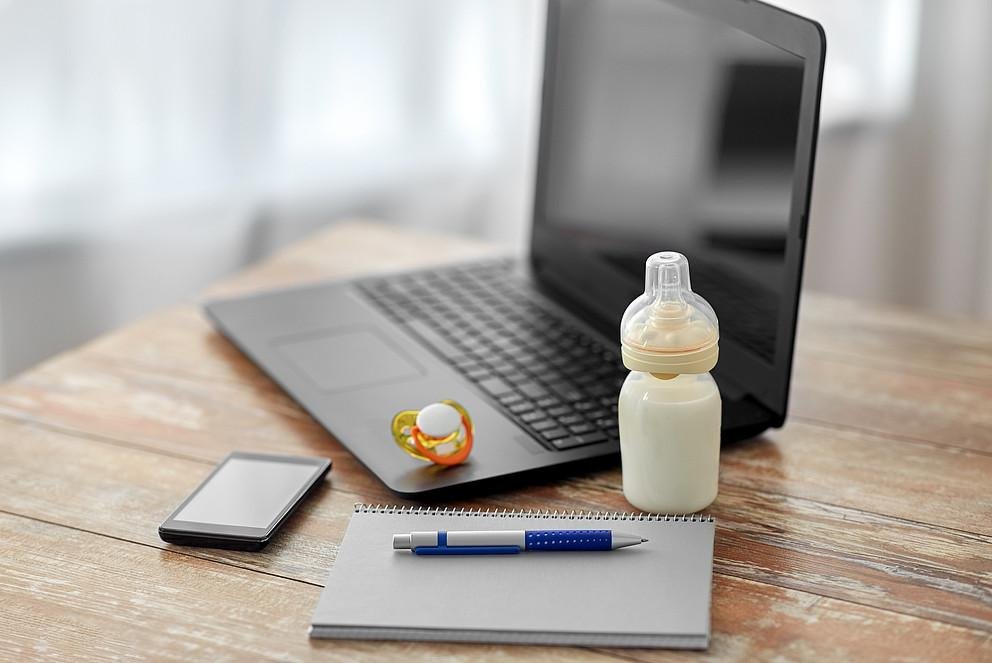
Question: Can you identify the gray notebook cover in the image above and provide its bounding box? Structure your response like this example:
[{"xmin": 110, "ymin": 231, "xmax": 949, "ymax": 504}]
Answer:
[{"xmin": 310, "ymin": 505, "xmax": 715, "ymax": 649}]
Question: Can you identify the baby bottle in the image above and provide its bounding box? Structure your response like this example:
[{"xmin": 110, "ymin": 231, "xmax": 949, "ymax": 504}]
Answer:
[{"xmin": 618, "ymin": 251, "xmax": 721, "ymax": 513}]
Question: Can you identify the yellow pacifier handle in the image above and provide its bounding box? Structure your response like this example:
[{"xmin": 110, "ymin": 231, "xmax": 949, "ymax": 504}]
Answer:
[{"xmin": 391, "ymin": 409, "xmax": 427, "ymax": 460}]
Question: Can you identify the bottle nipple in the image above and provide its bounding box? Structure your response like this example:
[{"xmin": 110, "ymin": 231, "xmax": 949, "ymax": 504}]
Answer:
[
  {"xmin": 620, "ymin": 252, "xmax": 719, "ymax": 375},
  {"xmin": 643, "ymin": 255, "xmax": 692, "ymax": 333}
]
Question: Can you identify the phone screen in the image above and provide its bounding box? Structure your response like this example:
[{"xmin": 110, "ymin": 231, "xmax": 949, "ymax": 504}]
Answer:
[{"xmin": 173, "ymin": 456, "xmax": 323, "ymax": 528}]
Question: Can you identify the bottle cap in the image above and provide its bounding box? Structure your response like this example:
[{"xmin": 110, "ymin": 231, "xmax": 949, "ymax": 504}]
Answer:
[{"xmin": 620, "ymin": 252, "xmax": 719, "ymax": 375}]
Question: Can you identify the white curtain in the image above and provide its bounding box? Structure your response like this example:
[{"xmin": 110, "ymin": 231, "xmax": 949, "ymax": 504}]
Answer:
[
  {"xmin": 0, "ymin": 0, "xmax": 542, "ymax": 377},
  {"xmin": 777, "ymin": 0, "xmax": 992, "ymax": 318},
  {"xmin": 0, "ymin": 0, "xmax": 541, "ymax": 237}
]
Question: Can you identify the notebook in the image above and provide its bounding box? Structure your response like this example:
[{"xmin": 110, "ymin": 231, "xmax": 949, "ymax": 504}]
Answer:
[{"xmin": 310, "ymin": 504, "xmax": 715, "ymax": 649}]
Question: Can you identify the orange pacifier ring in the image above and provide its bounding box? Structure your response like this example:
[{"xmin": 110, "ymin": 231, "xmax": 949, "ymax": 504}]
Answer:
[{"xmin": 391, "ymin": 400, "xmax": 474, "ymax": 466}]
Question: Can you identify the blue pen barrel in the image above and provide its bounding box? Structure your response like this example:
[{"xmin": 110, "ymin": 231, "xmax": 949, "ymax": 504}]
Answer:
[{"xmin": 525, "ymin": 529, "xmax": 612, "ymax": 551}]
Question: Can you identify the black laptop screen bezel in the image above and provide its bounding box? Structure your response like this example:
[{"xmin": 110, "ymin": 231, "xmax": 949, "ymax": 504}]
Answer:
[{"xmin": 529, "ymin": 0, "xmax": 825, "ymax": 425}]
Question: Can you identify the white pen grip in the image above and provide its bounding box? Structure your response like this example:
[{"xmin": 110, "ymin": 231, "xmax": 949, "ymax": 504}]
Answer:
[{"xmin": 446, "ymin": 530, "xmax": 526, "ymax": 547}]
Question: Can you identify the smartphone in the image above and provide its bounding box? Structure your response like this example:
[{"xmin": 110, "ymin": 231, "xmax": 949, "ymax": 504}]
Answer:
[{"xmin": 159, "ymin": 451, "xmax": 331, "ymax": 551}]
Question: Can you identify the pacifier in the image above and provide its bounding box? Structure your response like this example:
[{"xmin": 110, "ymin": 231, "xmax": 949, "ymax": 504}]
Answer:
[{"xmin": 391, "ymin": 400, "xmax": 474, "ymax": 466}]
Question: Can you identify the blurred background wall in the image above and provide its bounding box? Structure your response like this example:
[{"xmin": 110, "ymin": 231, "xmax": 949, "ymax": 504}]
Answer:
[{"xmin": 0, "ymin": 0, "xmax": 990, "ymax": 378}]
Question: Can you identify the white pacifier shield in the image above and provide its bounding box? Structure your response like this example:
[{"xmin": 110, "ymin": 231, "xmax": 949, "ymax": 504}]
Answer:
[{"xmin": 416, "ymin": 403, "xmax": 461, "ymax": 438}]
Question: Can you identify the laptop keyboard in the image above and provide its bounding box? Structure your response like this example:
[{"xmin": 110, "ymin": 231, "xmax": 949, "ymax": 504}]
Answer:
[{"xmin": 355, "ymin": 260, "xmax": 624, "ymax": 451}]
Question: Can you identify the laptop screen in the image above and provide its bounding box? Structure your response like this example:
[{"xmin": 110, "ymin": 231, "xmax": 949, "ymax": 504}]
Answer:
[{"xmin": 533, "ymin": 0, "xmax": 812, "ymax": 416}]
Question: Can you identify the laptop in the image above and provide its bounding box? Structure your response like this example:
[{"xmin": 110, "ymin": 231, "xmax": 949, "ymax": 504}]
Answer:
[{"xmin": 206, "ymin": 0, "xmax": 825, "ymax": 497}]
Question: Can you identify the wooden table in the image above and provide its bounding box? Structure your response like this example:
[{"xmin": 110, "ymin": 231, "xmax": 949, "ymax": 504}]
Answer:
[{"xmin": 1, "ymin": 221, "xmax": 990, "ymax": 662}]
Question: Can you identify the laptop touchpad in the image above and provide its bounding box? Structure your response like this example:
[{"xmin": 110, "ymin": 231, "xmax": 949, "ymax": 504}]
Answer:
[{"xmin": 275, "ymin": 327, "xmax": 423, "ymax": 392}]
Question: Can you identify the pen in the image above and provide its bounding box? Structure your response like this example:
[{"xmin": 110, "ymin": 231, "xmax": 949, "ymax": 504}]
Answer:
[{"xmin": 392, "ymin": 529, "xmax": 647, "ymax": 555}]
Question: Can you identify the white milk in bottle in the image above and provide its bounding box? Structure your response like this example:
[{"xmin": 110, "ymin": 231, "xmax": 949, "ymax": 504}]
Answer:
[{"xmin": 618, "ymin": 252, "xmax": 721, "ymax": 513}]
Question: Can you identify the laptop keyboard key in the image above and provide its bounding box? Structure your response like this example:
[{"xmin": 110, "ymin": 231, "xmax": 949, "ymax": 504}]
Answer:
[
  {"xmin": 508, "ymin": 402, "xmax": 534, "ymax": 414},
  {"xmin": 498, "ymin": 393, "xmax": 523, "ymax": 405},
  {"xmin": 551, "ymin": 431, "xmax": 607, "ymax": 450},
  {"xmin": 530, "ymin": 419, "xmax": 558, "ymax": 432},
  {"xmin": 518, "ymin": 382, "xmax": 548, "ymax": 400},
  {"xmin": 478, "ymin": 377, "xmax": 512, "ymax": 397},
  {"xmin": 540, "ymin": 427, "xmax": 569, "ymax": 441},
  {"xmin": 547, "ymin": 381, "xmax": 584, "ymax": 402},
  {"xmin": 520, "ymin": 410, "xmax": 548, "ymax": 423}
]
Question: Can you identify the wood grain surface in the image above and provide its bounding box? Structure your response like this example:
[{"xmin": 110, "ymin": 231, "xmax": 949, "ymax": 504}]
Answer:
[{"xmin": 1, "ymin": 220, "xmax": 990, "ymax": 662}]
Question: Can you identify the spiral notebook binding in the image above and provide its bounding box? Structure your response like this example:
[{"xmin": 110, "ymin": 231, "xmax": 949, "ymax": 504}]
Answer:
[{"xmin": 353, "ymin": 503, "xmax": 714, "ymax": 523}]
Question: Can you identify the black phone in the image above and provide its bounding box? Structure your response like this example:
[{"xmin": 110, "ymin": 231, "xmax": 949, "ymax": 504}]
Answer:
[{"xmin": 158, "ymin": 451, "xmax": 331, "ymax": 551}]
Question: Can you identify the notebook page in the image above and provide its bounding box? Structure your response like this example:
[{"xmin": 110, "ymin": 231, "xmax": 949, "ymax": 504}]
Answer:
[{"xmin": 311, "ymin": 508, "xmax": 713, "ymax": 643}]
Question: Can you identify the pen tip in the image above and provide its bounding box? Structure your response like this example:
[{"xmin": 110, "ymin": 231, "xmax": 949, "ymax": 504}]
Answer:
[{"xmin": 641, "ymin": 538, "xmax": 649, "ymax": 543}]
